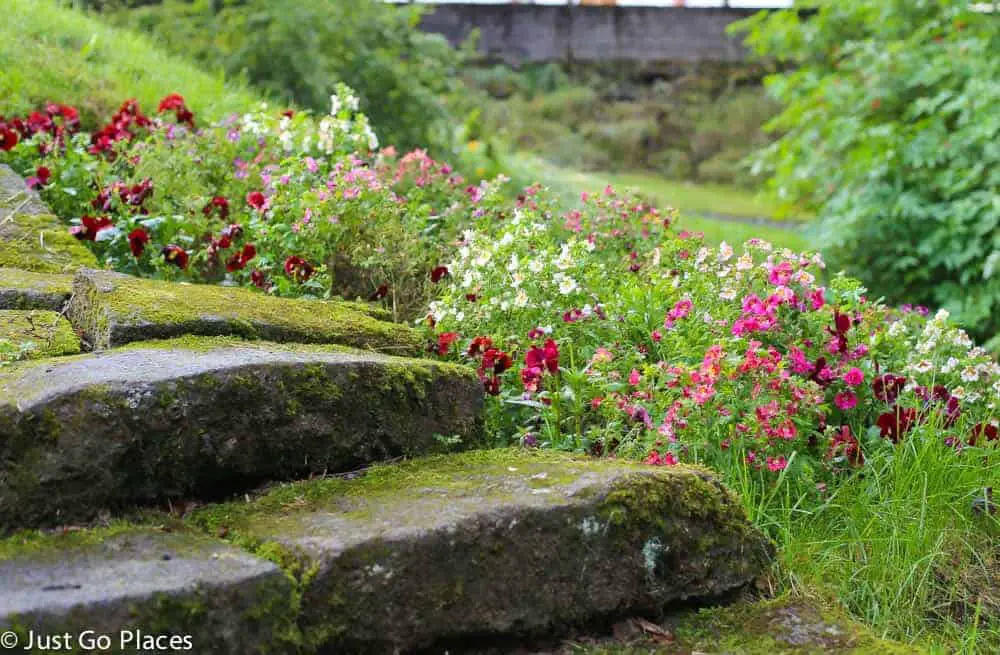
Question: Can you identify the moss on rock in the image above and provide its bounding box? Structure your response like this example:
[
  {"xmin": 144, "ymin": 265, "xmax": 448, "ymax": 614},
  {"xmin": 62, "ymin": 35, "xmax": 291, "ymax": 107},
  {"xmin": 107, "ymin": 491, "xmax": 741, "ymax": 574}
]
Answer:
[
  {"xmin": 0, "ymin": 268, "xmax": 73, "ymax": 311},
  {"xmin": 188, "ymin": 449, "xmax": 773, "ymax": 653},
  {"xmin": 67, "ymin": 269, "xmax": 423, "ymax": 355},
  {"xmin": 0, "ymin": 310, "xmax": 81, "ymax": 360},
  {"xmin": 0, "ymin": 337, "xmax": 483, "ymax": 529}
]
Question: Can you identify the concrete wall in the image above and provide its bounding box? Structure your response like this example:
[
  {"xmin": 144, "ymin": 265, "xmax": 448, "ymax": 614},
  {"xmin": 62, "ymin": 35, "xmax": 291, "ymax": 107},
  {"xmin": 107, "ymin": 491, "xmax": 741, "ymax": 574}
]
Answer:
[{"xmin": 416, "ymin": 4, "xmax": 762, "ymax": 64}]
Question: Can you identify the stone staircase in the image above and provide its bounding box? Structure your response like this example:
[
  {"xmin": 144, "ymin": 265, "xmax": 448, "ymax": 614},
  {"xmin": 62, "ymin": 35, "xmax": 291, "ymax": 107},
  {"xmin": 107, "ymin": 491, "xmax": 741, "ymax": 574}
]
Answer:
[{"xmin": 1, "ymin": 163, "xmax": 890, "ymax": 653}]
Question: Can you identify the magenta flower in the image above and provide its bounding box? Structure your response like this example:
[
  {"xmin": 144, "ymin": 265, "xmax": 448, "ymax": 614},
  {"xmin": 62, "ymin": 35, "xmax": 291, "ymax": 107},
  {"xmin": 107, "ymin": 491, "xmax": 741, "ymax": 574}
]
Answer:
[
  {"xmin": 843, "ymin": 368, "xmax": 864, "ymax": 386},
  {"xmin": 834, "ymin": 392, "xmax": 858, "ymax": 411}
]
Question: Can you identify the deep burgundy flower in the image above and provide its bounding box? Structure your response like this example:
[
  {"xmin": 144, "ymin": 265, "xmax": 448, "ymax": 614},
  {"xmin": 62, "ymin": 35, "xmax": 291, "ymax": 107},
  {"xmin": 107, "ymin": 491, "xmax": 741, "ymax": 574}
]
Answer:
[
  {"xmin": 69, "ymin": 215, "xmax": 114, "ymax": 241},
  {"xmin": 127, "ymin": 227, "xmax": 150, "ymax": 257},
  {"xmin": 430, "ymin": 266, "xmax": 449, "ymax": 283},
  {"xmin": 247, "ymin": 191, "xmax": 267, "ymax": 211},
  {"xmin": 369, "ymin": 283, "xmax": 389, "ymax": 300},
  {"xmin": 203, "ymin": 196, "xmax": 230, "ymax": 220},
  {"xmin": 968, "ymin": 422, "xmax": 998, "ymax": 446},
  {"xmin": 284, "ymin": 255, "xmax": 315, "ymax": 282},
  {"xmin": 876, "ymin": 407, "xmax": 918, "ymax": 443},
  {"xmin": 161, "ymin": 244, "xmax": 189, "ymax": 269},
  {"xmin": 251, "ymin": 269, "xmax": 270, "ymax": 289},
  {"xmin": 872, "ymin": 374, "xmax": 907, "ymax": 404},
  {"xmin": 0, "ymin": 126, "xmax": 18, "ymax": 151},
  {"xmin": 225, "ymin": 244, "xmax": 257, "ymax": 272},
  {"xmin": 482, "ymin": 375, "xmax": 502, "ymax": 396},
  {"xmin": 281, "ymin": 109, "xmax": 295, "ymax": 119},
  {"xmin": 481, "ymin": 348, "xmax": 513, "ymax": 375},
  {"xmin": 26, "ymin": 166, "xmax": 51, "ymax": 189}
]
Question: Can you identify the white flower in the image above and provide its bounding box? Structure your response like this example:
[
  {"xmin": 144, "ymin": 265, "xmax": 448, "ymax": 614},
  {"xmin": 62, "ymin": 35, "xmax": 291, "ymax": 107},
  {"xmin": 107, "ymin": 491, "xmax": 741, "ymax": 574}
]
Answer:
[
  {"xmin": 528, "ymin": 259, "xmax": 544, "ymax": 273},
  {"xmin": 584, "ymin": 240, "xmax": 596, "ymax": 252},
  {"xmin": 473, "ymin": 251, "xmax": 492, "ymax": 268},
  {"xmin": 718, "ymin": 242, "xmax": 734, "ymax": 262},
  {"xmin": 736, "ymin": 254, "xmax": 754, "ymax": 271},
  {"xmin": 887, "ymin": 321, "xmax": 905, "ymax": 337},
  {"xmin": 951, "ymin": 331, "xmax": 973, "ymax": 348},
  {"xmin": 511, "ymin": 272, "xmax": 524, "ymax": 288},
  {"xmin": 555, "ymin": 244, "xmax": 574, "ymax": 271},
  {"xmin": 454, "ymin": 310, "xmax": 465, "ymax": 322},
  {"xmin": 720, "ymin": 288, "xmax": 737, "ymax": 301},
  {"xmin": 558, "ymin": 276, "xmax": 578, "ymax": 295},
  {"xmin": 941, "ymin": 357, "xmax": 960, "ymax": 373},
  {"xmin": 951, "ymin": 386, "xmax": 966, "ymax": 400},
  {"xmin": 964, "ymin": 391, "xmax": 981, "ymax": 404},
  {"xmin": 934, "ymin": 308, "xmax": 950, "ymax": 322},
  {"xmin": 507, "ymin": 254, "xmax": 520, "ymax": 273},
  {"xmin": 913, "ymin": 360, "xmax": 934, "ymax": 373},
  {"xmin": 499, "ymin": 232, "xmax": 514, "ymax": 247},
  {"xmin": 695, "ymin": 247, "xmax": 710, "ymax": 265},
  {"xmin": 960, "ymin": 367, "xmax": 980, "ymax": 383},
  {"xmin": 514, "ymin": 289, "xmax": 530, "ymax": 308}
]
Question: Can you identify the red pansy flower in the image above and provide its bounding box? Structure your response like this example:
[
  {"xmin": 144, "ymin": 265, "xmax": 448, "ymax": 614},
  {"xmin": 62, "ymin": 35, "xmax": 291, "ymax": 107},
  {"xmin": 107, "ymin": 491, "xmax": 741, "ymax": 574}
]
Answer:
[
  {"xmin": 467, "ymin": 336, "xmax": 493, "ymax": 357},
  {"xmin": 370, "ymin": 283, "xmax": 389, "ymax": 300},
  {"xmin": 969, "ymin": 422, "xmax": 998, "ymax": 446},
  {"xmin": 435, "ymin": 332, "xmax": 459, "ymax": 356},
  {"xmin": 161, "ymin": 244, "xmax": 189, "ymax": 269},
  {"xmin": 127, "ymin": 228, "xmax": 150, "ymax": 257},
  {"xmin": 872, "ymin": 374, "xmax": 907, "ymax": 404},
  {"xmin": 430, "ymin": 266, "xmax": 449, "ymax": 283},
  {"xmin": 0, "ymin": 126, "xmax": 18, "ymax": 151},
  {"xmin": 69, "ymin": 215, "xmax": 114, "ymax": 240},
  {"xmin": 251, "ymin": 269, "xmax": 270, "ymax": 289},
  {"xmin": 26, "ymin": 166, "xmax": 51, "ymax": 189},
  {"xmin": 875, "ymin": 407, "xmax": 918, "ymax": 443},
  {"xmin": 157, "ymin": 93, "xmax": 195, "ymax": 128},
  {"xmin": 284, "ymin": 256, "xmax": 315, "ymax": 282}
]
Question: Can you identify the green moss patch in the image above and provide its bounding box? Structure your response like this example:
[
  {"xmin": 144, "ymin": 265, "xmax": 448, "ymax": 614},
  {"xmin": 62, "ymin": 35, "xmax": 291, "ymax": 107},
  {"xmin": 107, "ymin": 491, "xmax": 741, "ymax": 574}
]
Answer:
[
  {"xmin": 67, "ymin": 269, "xmax": 423, "ymax": 354},
  {"xmin": 0, "ymin": 310, "xmax": 81, "ymax": 360},
  {"xmin": 0, "ymin": 212, "xmax": 98, "ymax": 274},
  {"xmin": 0, "ymin": 267, "xmax": 73, "ymax": 310}
]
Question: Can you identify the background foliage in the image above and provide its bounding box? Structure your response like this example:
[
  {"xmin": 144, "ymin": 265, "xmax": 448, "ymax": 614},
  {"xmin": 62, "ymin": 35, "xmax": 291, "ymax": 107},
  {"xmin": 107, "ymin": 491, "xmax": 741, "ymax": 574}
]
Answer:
[
  {"xmin": 735, "ymin": 0, "xmax": 1000, "ymax": 349},
  {"xmin": 109, "ymin": 0, "xmax": 464, "ymax": 155}
]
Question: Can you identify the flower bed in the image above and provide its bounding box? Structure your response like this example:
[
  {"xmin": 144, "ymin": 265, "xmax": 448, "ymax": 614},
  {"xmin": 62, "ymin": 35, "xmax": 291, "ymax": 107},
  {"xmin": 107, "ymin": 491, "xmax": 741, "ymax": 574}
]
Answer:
[{"xmin": 2, "ymin": 91, "xmax": 997, "ymax": 496}]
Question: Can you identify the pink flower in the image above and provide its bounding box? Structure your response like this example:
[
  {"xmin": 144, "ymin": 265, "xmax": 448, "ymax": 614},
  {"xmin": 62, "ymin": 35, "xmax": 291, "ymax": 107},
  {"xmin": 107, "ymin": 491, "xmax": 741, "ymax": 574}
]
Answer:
[
  {"xmin": 628, "ymin": 369, "xmax": 641, "ymax": 386},
  {"xmin": 766, "ymin": 456, "xmax": 788, "ymax": 472},
  {"xmin": 843, "ymin": 367, "xmax": 864, "ymax": 386},
  {"xmin": 651, "ymin": 330, "xmax": 662, "ymax": 342},
  {"xmin": 834, "ymin": 392, "xmax": 858, "ymax": 411}
]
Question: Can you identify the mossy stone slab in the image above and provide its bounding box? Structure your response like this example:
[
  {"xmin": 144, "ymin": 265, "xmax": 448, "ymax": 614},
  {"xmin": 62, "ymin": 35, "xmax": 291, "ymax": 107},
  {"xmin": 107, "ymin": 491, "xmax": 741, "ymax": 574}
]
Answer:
[
  {"xmin": 191, "ymin": 450, "xmax": 774, "ymax": 653},
  {"xmin": 0, "ymin": 165, "xmax": 97, "ymax": 274},
  {"xmin": 0, "ymin": 337, "xmax": 483, "ymax": 529},
  {"xmin": 67, "ymin": 269, "xmax": 423, "ymax": 355},
  {"xmin": 0, "ymin": 529, "xmax": 294, "ymax": 654},
  {"xmin": 0, "ymin": 268, "xmax": 72, "ymax": 311},
  {"xmin": 0, "ymin": 310, "xmax": 80, "ymax": 359}
]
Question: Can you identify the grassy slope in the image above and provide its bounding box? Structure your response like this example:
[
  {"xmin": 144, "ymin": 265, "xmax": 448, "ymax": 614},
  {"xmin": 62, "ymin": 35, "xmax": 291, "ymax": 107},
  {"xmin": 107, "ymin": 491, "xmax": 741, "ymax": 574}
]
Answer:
[
  {"xmin": 0, "ymin": 0, "xmax": 261, "ymax": 127},
  {"xmin": 506, "ymin": 154, "xmax": 815, "ymax": 252}
]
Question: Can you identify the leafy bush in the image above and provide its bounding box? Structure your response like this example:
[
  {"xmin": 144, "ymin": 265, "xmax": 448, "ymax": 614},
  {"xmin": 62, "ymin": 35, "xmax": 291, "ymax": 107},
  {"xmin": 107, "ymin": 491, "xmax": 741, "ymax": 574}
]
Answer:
[
  {"xmin": 734, "ymin": 0, "xmax": 1000, "ymax": 349},
  {"xmin": 0, "ymin": 88, "xmax": 489, "ymax": 319},
  {"xmin": 110, "ymin": 0, "xmax": 463, "ymax": 155}
]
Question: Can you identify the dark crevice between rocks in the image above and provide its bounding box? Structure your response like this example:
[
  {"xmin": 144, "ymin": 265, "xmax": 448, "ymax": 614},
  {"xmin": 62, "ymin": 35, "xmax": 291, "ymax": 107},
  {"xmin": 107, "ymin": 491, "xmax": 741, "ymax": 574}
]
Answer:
[{"xmin": 392, "ymin": 587, "xmax": 753, "ymax": 655}]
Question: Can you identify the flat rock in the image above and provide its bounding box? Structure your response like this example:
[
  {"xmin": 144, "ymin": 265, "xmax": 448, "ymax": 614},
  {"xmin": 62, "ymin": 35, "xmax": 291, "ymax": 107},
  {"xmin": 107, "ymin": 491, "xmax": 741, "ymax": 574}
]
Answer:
[
  {"xmin": 67, "ymin": 269, "xmax": 423, "ymax": 354},
  {"xmin": 0, "ymin": 529, "xmax": 293, "ymax": 653},
  {"xmin": 0, "ymin": 165, "xmax": 97, "ymax": 274},
  {"xmin": 0, "ymin": 268, "xmax": 72, "ymax": 311},
  {"xmin": 0, "ymin": 337, "xmax": 483, "ymax": 529},
  {"xmin": 192, "ymin": 450, "xmax": 774, "ymax": 653},
  {"xmin": 0, "ymin": 310, "xmax": 80, "ymax": 359}
]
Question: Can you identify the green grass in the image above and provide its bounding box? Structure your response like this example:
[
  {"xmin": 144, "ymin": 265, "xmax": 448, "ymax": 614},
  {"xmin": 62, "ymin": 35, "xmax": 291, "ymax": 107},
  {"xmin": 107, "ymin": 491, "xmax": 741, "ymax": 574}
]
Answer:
[
  {"xmin": 0, "ymin": 0, "xmax": 262, "ymax": 128},
  {"xmin": 505, "ymin": 153, "xmax": 816, "ymax": 252}
]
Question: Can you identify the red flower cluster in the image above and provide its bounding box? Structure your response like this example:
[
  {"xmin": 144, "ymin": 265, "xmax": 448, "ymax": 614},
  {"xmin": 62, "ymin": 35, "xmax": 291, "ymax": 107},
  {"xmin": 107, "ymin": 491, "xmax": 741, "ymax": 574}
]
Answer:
[
  {"xmin": 284, "ymin": 256, "xmax": 315, "ymax": 282},
  {"xmin": 465, "ymin": 336, "xmax": 513, "ymax": 395},
  {"xmin": 90, "ymin": 99, "xmax": 151, "ymax": 156},
  {"xmin": 247, "ymin": 191, "xmax": 267, "ymax": 211},
  {"xmin": 157, "ymin": 93, "xmax": 195, "ymax": 128},
  {"xmin": 521, "ymin": 339, "xmax": 560, "ymax": 393},
  {"xmin": 430, "ymin": 266, "xmax": 449, "ymax": 283},
  {"xmin": 203, "ymin": 196, "xmax": 230, "ymax": 221},
  {"xmin": 1, "ymin": 104, "xmax": 80, "ymax": 152},
  {"xmin": 26, "ymin": 166, "xmax": 51, "ymax": 189}
]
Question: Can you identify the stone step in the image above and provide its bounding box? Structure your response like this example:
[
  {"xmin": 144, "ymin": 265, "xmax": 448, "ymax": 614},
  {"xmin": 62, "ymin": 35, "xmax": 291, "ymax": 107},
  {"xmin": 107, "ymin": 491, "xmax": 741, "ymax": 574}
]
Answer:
[
  {"xmin": 67, "ymin": 269, "xmax": 423, "ymax": 354},
  {"xmin": 0, "ymin": 337, "xmax": 483, "ymax": 529},
  {"xmin": 0, "ymin": 269, "xmax": 72, "ymax": 311},
  {"xmin": 0, "ymin": 165, "xmax": 97, "ymax": 274},
  {"xmin": 0, "ymin": 310, "xmax": 81, "ymax": 360},
  {"xmin": 0, "ymin": 529, "xmax": 294, "ymax": 653},
  {"xmin": 1, "ymin": 451, "xmax": 774, "ymax": 654}
]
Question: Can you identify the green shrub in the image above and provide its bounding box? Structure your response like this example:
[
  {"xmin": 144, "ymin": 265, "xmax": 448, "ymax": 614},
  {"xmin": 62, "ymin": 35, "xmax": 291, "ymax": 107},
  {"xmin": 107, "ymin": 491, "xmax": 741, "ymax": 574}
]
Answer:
[
  {"xmin": 110, "ymin": 0, "xmax": 464, "ymax": 155},
  {"xmin": 735, "ymin": 0, "xmax": 1000, "ymax": 349}
]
